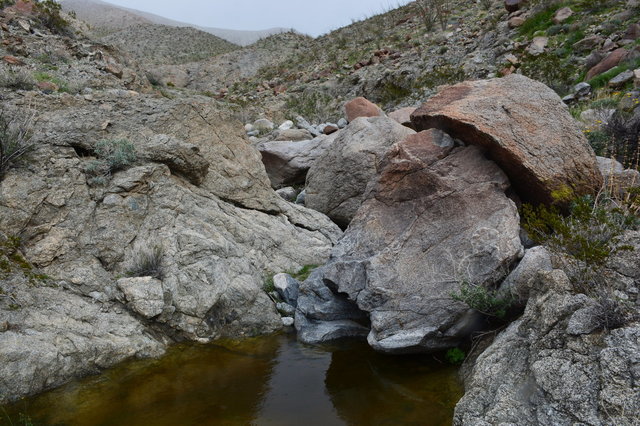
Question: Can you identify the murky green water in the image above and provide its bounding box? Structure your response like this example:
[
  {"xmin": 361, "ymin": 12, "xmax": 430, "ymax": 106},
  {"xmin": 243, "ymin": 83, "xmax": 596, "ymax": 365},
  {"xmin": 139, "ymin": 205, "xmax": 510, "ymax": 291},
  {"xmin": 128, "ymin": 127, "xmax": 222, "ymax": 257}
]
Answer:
[{"xmin": 2, "ymin": 333, "xmax": 462, "ymax": 426}]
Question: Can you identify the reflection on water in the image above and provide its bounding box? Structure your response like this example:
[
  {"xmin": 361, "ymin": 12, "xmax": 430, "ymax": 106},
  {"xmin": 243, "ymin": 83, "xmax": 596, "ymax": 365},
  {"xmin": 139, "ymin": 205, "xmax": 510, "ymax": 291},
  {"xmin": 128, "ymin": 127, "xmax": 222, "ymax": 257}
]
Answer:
[{"xmin": 3, "ymin": 333, "xmax": 462, "ymax": 426}]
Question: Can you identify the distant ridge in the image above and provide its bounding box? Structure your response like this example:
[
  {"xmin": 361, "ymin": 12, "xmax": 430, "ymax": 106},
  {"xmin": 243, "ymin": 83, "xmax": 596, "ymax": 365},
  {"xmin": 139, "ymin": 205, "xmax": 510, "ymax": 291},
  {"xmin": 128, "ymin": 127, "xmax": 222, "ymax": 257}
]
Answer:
[{"xmin": 60, "ymin": 0, "xmax": 292, "ymax": 46}]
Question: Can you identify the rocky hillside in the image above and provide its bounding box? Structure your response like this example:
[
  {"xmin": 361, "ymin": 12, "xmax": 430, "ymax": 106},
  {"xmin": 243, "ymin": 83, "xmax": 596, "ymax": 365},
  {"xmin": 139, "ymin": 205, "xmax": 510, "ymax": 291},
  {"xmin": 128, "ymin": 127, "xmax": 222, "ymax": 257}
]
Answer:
[
  {"xmin": 60, "ymin": 0, "xmax": 290, "ymax": 46},
  {"xmin": 100, "ymin": 23, "xmax": 239, "ymax": 66},
  {"xmin": 1, "ymin": 1, "xmax": 639, "ymax": 425}
]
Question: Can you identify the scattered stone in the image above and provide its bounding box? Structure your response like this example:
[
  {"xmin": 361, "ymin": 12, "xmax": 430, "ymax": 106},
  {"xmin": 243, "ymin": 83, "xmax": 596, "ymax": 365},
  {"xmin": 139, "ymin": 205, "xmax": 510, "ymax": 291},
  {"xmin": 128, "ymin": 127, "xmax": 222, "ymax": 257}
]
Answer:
[
  {"xmin": 585, "ymin": 50, "xmax": 605, "ymax": 70},
  {"xmin": 276, "ymin": 187, "xmax": 298, "ymax": 202},
  {"xmin": 2, "ymin": 55, "xmax": 24, "ymax": 65},
  {"xmin": 586, "ymin": 48, "xmax": 628, "ymax": 80},
  {"xmin": 295, "ymin": 190, "xmax": 306, "ymax": 205},
  {"xmin": 17, "ymin": 19, "xmax": 30, "ymax": 33},
  {"xmin": 276, "ymin": 302, "xmax": 296, "ymax": 317},
  {"xmin": 573, "ymin": 35, "xmax": 603, "ymax": 52},
  {"xmin": 244, "ymin": 123, "xmax": 255, "ymax": 133},
  {"xmin": 337, "ymin": 118, "xmax": 348, "ymax": 128},
  {"xmin": 273, "ymin": 273, "xmax": 300, "ymax": 307},
  {"xmin": 281, "ymin": 317, "xmax": 294, "ymax": 327},
  {"xmin": 344, "ymin": 97, "xmax": 383, "ymax": 122},
  {"xmin": 526, "ymin": 36, "xmax": 548, "ymax": 56},
  {"xmin": 305, "ymin": 116, "xmax": 414, "ymax": 227},
  {"xmin": 104, "ymin": 63, "xmax": 123, "ymax": 79},
  {"xmin": 574, "ymin": 82, "xmax": 591, "ymax": 98},
  {"xmin": 295, "ymin": 116, "xmax": 321, "ymax": 137},
  {"xmin": 623, "ymin": 23, "xmax": 640, "ymax": 41},
  {"xmin": 117, "ymin": 277, "xmax": 165, "ymax": 319},
  {"xmin": 36, "ymin": 81, "xmax": 58, "ymax": 93},
  {"xmin": 552, "ymin": 7, "xmax": 573, "ymax": 24},
  {"xmin": 273, "ymin": 128, "xmax": 313, "ymax": 141},
  {"xmin": 323, "ymin": 125, "xmax": 339, "ymax": 135},
  {"xmin": 253, "ymin": 118, "xmax": 275, "ymax": 132},
  {"xmin": 608, "ymin": 70, "xmax": 634, "ymax": 88},
  {"xmin": 508, "ymin": 16, "xmax": 525, "ymax": 28},
  {"xmin": 410, "ymin": 74, "xmax": 603, "ymax": 206},
  {"xmin": 388, "ymin": 106, "xmax": 417, "ymax": 129},
  {"xmin": 504, "ymin": 0, "xmax": 524, "ymax": 12},
  {"xmin": 635, "ymin": 69, "xmax": 640, "ymax": 88},
  {"xmin": 278, "ymin": 120, "xmax": 294, "ymax": 130}
]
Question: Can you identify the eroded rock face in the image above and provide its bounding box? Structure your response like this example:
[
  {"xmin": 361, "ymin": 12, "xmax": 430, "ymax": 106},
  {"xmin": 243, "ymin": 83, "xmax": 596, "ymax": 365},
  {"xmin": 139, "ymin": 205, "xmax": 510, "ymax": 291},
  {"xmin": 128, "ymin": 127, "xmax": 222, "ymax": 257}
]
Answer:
[
  {"xmin": 305, "ymin": 116, "xmax": 415, "ymax": 227},
  {"xmin": 411, "ymin": 74, "xmax": 602, "ymax": 206},
  {"xmin": 0, "ymin": 93, "xmax": 342, "ymax": 402},
  {"xmin": 455, "ymin": 265, "xmax": 640, "ymax": 426},
  {"xmin": 297, "ymin": 130, "xmax": 523, "ymax": 353}
]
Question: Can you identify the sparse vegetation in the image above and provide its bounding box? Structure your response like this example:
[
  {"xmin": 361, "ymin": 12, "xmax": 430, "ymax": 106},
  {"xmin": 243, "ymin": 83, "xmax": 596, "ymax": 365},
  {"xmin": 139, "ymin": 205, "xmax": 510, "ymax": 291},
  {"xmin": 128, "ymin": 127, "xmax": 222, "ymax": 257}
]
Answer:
[
  {"xmin": 445, "ymin": 347, "xmax": 466, "ymax": 365},
  {"xmin": 0, "ymin": 69, "xmax": 36, "ymax": 91},
  {"xmin": 127, "ymin": 244, "xmax": 165, "ymax": 280},
  {"xmin": 34, "ymin": 0, "xmax": 69, "ymax": 34},
  {"xmin": 451, "ymin": 281, "xmax": 513, "ymax": 319},
  {"xmin": 84, "ymin": 138, "xmax": 137, "ymax": 185},
  {"xmin": 0, "ymin": 110, "xmax": 34, "ymax": 179}
]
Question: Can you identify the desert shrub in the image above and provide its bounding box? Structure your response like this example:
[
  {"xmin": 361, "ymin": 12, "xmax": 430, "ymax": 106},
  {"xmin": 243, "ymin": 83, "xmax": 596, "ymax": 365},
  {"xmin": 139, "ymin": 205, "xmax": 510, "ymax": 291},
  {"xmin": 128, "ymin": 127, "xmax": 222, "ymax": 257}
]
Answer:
[
  {"xmin": 0, "ymin": 0, "xmax": 15, "ymax": 9},
  {"xmin": 519, "ymin": 52, "xmax": 578, "ymax": 95},
  {"xmin": 284, "ymin": 90, "xmax": 338, "ymax": 123},
  {"xmin": 415, "ymin": 63, "xmax": 467, "ymax": 89},
  {"xmin": 0, "ymin": 110, "xmax": 34, "ymax": 179},
  {"xmin": 127, "ymin": 244, "xmax": 164, "ymax": 280},
  {"xmin": 0, "ymin": 69, "xmax": 36, "ymax": 91},
  {"xmin": 451, "ymin": 281, "xmax": 513, "ymax": 319},
  {"xmin": 523, "ymin": 193, "xmax": 638, "ymax": 329},
  {"xmin": 34, "ymin": 0, "xmax": 69, "ymax": 34},
  {"xmin": 414, "ymin": 0, "xmax": 451, "ymax": 32},
  {"xmin": 85, "ymin": 138, "xmax": 137, "ymax": 184},
  {"xmin": 604, "ymin": 111, "xmax": 640, "ymax": 167}
]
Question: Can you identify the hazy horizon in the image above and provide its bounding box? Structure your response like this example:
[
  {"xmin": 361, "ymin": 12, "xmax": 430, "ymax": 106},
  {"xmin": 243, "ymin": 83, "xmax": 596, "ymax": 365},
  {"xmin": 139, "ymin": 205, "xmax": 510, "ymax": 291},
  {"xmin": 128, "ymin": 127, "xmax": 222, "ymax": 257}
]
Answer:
[{"xmin": 97, "ymin": 0, "xmax": 413, "ymax": 37}]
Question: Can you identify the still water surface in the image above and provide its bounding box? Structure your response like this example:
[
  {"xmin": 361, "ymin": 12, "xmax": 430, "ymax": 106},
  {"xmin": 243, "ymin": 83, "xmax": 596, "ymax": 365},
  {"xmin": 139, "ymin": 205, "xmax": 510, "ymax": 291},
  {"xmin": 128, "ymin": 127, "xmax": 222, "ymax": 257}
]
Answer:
[{"xmin": 4, "ymin": 333, "xmax": 462, "ymax": 426}]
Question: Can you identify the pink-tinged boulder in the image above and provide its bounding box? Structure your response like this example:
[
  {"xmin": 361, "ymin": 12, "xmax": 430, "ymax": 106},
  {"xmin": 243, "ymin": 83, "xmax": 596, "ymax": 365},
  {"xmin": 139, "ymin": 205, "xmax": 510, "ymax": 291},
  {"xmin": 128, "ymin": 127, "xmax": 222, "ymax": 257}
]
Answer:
[
  {"xmin": 388, "ymin": 107, "xmax": 416, "ymax": 129},
  {"xmin": 586, "ymin": 48, "xmax": 628, "ymax": 80},
  {"xmin": 410, "ymin": 74, "xmax": 602, "ymax": 206},
  {"xmin": 296, "ymin": 129, "xmax": 523, "ymax": 352},
  {"xmin": 344, "ymin": 97, "xmax": 383, "ymax": 122}
]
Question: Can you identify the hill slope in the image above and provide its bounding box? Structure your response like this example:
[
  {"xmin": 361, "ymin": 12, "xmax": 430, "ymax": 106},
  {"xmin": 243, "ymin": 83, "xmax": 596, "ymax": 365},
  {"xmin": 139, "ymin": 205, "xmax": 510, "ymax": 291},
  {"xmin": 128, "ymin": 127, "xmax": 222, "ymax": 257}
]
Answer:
[{"xmin": 60, "ymin": 0, "xmax": 291, "ymax": 46}]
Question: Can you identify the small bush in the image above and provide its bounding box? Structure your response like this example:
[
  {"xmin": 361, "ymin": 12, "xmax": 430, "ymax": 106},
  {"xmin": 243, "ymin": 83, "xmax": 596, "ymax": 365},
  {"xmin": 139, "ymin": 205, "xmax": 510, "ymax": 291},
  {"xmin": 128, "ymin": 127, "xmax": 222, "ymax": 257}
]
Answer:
[
  {"xmin": 0, "ymin": 0, "xmax": 15, "ymax": 9},
  {"xmin": 0, "ymin": 69, "xmax": 36, "ymax": 91},
  {"xmin": 84, "ymin": 138, "xmax": 137, "ymax": 184},
  {"xmin": 127, "ymin": 244, "xmax": 164, "ymax": 280},
  {"xmin": 34, "ymin": 0, "xmax": 69, "ymax": 34},
  {"xmin": 451, "ymin": 281, "xmax": 512, "ymax": 319},
  {"xmin": 0, "ymin": 110, "xmax": 34, "ymax": 179}
]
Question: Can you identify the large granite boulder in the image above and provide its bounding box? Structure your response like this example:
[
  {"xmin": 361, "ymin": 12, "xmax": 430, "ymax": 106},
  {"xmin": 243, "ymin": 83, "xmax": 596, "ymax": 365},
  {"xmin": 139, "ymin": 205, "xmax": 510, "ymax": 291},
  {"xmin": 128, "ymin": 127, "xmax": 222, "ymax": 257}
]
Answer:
[
  {"xmin": 258, "ymin": 133, "xmax": 339, "ymax": 188},
  {"xmin": 411, "ymin": 74, "xmax": 602, "ymax": 206},
  {"xmin": 344, "ymin": 97, "xmax": 383, "ymax": 122},
  {"xmin": 297, "ymin": 130, "xmax": 523, "ymax": 353},
  {"xmin": 305, "ymin": 116, "xmax": 415, "ymax": 227}
]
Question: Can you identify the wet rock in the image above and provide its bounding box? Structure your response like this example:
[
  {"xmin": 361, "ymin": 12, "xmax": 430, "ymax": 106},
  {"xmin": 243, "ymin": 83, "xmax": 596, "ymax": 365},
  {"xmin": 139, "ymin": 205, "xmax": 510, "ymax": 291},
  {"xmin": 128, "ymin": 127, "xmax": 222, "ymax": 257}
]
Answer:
[
  {"xmin": 305, "ymin": 116, "xmax": 414, "ymax": 227},
  {"xmin": 410, "ymin": 74, "xmax": 602, "ymax": 206}
]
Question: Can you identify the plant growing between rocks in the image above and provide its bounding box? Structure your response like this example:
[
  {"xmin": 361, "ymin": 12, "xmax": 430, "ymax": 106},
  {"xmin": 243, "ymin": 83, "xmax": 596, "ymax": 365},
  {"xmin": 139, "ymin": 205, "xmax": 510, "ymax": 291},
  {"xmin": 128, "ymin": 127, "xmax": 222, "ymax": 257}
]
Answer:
[
  {"xmin": 126, "ymin": 244, "xmax": 165, "ymax": 280},
  {"xmin": 0, "ymin": 110, "xmax": 34, "ymax": 179},
  {"xmin": 84, "ymin": 138, "xmax": 137, "ymax": 185}
]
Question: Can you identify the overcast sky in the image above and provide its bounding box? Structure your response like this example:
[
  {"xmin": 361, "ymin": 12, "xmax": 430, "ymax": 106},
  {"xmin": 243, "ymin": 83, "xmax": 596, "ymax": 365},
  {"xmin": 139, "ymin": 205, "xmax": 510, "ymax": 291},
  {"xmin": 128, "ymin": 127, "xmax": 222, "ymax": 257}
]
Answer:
[{"xmin": 100, "ymin": 0, "xmax": 413, "ymax": 37}]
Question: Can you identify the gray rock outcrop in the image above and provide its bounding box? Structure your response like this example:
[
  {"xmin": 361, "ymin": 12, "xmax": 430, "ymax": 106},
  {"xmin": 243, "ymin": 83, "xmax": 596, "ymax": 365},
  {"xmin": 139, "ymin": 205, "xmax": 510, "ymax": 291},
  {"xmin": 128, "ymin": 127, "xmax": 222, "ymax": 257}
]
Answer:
[
  {"xmin": 305, "ymin": 116, "xmax": 415, "ymax": 227},
  {"xmin": 297, "ymin": 130, "xmax": 523, "ymax": 353},
  {"xmin": 0, "ymin": 94, "xmax": 342, "ymax": 403}
]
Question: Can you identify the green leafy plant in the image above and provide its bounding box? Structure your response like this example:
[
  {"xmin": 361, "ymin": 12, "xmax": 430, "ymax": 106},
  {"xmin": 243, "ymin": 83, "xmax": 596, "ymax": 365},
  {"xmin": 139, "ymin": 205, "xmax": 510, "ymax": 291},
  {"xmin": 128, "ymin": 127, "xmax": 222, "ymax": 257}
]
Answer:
[
  {"xmin": 35, "ymin": 0, "xmax": 69, "ymax": 34},
  {"xmin": 445, "ymin": 348, "xmax": 466, "ymax": 365},
  {"xmin": 451, "ymin": 281, "xmax": 512, "ymax": 319}
]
